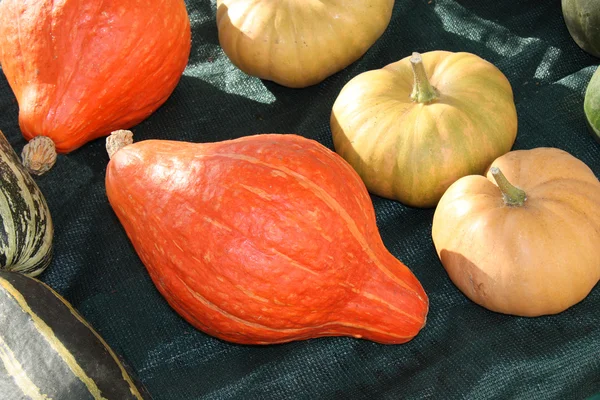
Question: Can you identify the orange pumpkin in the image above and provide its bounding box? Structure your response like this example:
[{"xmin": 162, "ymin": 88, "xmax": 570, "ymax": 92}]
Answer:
[
  {"xmin": 105, "ymin": 131, "xmax": 429, "ymax": 345},
  {"xmin": 0, "ymin": 0, "xmax": 191, "ymax": 158},
  {"xmin": 432, "ymin": 147, "xmax": 600, "ymax": 316},
  {"xmin": 331, "ymin": 51, "xmax": 518, "ymax": 208}
]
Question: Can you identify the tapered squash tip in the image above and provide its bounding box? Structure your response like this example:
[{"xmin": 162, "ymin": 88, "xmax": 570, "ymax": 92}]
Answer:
[
  {"xmin": 106, "ymin": 130, "xmax": 134, "ymax": 159},
  {"xmin": 21, "ymin": 136, "xmax": 57, "ymax": 176}
]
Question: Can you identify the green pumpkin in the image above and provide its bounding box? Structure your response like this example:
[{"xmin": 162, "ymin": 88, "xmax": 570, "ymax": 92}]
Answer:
[
  {"xmin": 584, "ymin": 66, "xmax": 600, "ymax": 143},
  {"xmin": 562, "ymin": 0, "xmax": 600, "ymax": 58}
]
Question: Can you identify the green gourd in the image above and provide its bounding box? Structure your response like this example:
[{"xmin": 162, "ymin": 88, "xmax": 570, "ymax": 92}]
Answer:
[
  {"xmin": 562, "ymin": 0, "xmax": 600, "ymax": 57},
  {"xmin": 585, "ymin": 66, "xmax": 600, "ymax": 143},
  {"xmin": 0, "ymin": 130, "xmax": 53, "ymax": 276}
]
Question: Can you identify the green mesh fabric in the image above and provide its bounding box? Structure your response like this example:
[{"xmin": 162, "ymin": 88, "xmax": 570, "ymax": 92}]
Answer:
[{"xmin": 1, "ymin": 1, "xmax": 599, "ymax": 399}]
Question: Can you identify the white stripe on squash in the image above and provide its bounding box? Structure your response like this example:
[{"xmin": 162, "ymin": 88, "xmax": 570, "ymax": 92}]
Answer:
[
  {"xmin": 0, "ymin": 136, "xmax": 53, "ymax": 276},
  {"xmin": 35, "ymin": 279, "xmax": 144, "ymax": 400},
  {"xmin": 0, "ymin": 335, "xmax": 52, "ymax": 400},
  {"xmin": 0, "ymin": 278, "xmax": 108, "ymax": 399}
]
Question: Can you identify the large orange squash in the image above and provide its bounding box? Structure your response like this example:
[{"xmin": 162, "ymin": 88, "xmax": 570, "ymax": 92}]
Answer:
[
  {"xmin": 105, "ymin": 131, "xmax": 429, "ymax": 345},
  {"xmin": 0, "ymin": 0, "xmax": 191, "ymax": 159}
]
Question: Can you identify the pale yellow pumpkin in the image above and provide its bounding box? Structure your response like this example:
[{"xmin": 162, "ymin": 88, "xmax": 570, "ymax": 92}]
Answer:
[
  {"xmin": 432, "ymin": 147, "xmax": 600, "ymax": 317},
  {"xmin": 331, "ymin": 51, "xmax": 518, "ymax": 208},
  {"xmin": 216, "ymin": 0, "xmax": 395, "ymax": 88}
]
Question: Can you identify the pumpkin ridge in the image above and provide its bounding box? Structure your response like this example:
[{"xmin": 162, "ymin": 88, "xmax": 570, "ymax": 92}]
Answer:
[
  {"xmin": 0, "ymin": 277, "xmax": 108, "ymax": 399},
  {"xmin": 46, "ymin": 1, "xmax": 104, "ymax": 138},
  {"xmin": 288, "ymin": 4, "xmax": 304, "ymax": 83},
  {"xmin": 360, "ymin": 290, "xmax": 426, "ymax": 324},
  {"xmin": 200, "ymin": 207, "xmax": 326, "ymax": 279},
  {"xmin": 179, "ymin": 277, "xmax": 337, "ymax": 333},
  {"xmin": 13, "ymin": 4, "xmax": 27, "ymax": 96},
  {"xmin": 204, "ymin": 151, "xmax": 422, "ymax": 296},
  {"xmin": 441, "ymin": 94, "xmax": 514, "ymax": 160},
  {"xmin": 179, "ymin": 275, "xmax": 417, "ymax": 342},
  {"xmin": 195, "ymin": 189, "xmax": 329, "ymax": 279},
  {"xmin": 525, "ymin": 176, "xmax": 600, "ymax": 189},
  {"xmin": 315, "ymin": 323, "xmax": 416, "ymax": 341},
  {"xmin": 531, "ymin": 196, "xmax": 600, "ymax": 240},
  {"xmin": 266, "ymin": 8, "xmax": 277, "ymax": 80}
]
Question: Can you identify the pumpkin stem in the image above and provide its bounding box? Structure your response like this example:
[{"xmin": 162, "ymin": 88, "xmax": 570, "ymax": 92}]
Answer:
[
  {"xmin": 106, "ymin": 130, "xmax": 134, "ymax": 159},
  {"xmin": 490, "ymin": 167, "xmax": 527, "ymax": 207},
  {"xmin": 21, "ymin": 136, "xmax": 57, "ymax": 176},
  {"xmin": 410, "ymin": 52, "xmax": 438, "ymax": 104}
]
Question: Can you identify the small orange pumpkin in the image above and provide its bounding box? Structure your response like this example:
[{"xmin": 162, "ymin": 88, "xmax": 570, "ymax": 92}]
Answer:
[{"xmin": 432, "ymin": 147, "xmax": 600, "ymax": 316}]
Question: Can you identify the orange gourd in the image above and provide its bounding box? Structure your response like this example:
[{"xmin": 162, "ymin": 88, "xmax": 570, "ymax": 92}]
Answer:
[
  {"xmin": 105, "ymin": 131, "xmax": 429, "ymax": 345},
  {"xmin": 0, "ymin": 0, "xmax": 191, "ymax": 163}
]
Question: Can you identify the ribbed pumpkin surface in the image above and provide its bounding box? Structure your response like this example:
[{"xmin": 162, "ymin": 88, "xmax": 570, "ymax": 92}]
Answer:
[{"xmin": 105, "ymin": 134, "xmax": 429, "ymax": 345}]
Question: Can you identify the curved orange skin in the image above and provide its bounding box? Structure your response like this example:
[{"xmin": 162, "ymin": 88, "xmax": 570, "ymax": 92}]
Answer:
[
  {"xmin": 106, "ymin": 134, "xmax": 429, "ymax": 345},
  {"xmin": 0, "ymin": 0, "xmax": 191, "ymax": 153}
]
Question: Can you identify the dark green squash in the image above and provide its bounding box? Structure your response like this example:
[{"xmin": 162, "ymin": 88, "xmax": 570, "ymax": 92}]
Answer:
[
  {"xmin": 562, "ymin": 0, "xmax": 600, "ymax": 58},
  {"xmin": 585, "ymin": 66, "xmax": 600, "ymax": 144},
  {"xmin": 0, "ymin": 270, "xmax": 151, "ymax": 399},
  {"xmin": 0, "ymin": 130, "xmax": 53, "ymax": 276}
]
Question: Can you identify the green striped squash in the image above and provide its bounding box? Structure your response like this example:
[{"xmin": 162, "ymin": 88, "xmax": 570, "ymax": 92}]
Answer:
[
  {"xmin": 0, "ymin": 130, "xmax": 53, "ymax": 276},
  {"xmin": 0, "ymin": 270, "xmax": 150, "ymax": 399}
]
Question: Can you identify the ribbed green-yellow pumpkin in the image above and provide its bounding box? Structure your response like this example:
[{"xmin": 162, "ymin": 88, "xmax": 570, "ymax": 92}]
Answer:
[{"xmin": 331, "ymin": 50, "xmax": 518, "ymax": 208}]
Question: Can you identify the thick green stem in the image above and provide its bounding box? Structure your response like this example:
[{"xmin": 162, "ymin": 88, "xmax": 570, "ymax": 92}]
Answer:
[
  {"xmin": 410, "ymin": 52, "xmax": 438, "ymax": 103},
  {"xmin": 490, "ymin": 167, "xmax": 527, "ymax": 207}
]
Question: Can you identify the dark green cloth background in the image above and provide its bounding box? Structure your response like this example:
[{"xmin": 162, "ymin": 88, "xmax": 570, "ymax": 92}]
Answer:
[{"xmin": 1, "ymin": 1, "xmax": 600, "ymax": 399}]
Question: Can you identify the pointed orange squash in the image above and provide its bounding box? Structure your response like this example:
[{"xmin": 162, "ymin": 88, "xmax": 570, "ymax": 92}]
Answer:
[{"xmin": 105, "ymin": 131, "xmax": 429, "ymax": 345}]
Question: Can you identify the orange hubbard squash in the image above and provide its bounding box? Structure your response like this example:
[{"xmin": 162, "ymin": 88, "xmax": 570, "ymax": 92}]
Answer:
[
  {"xmin": 0, "ymin": 0, "xmax": 191, "ymax": 169},
  {"xmin": 104, "ymin": 131, "xmax": 429, "ymax": 345}
]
